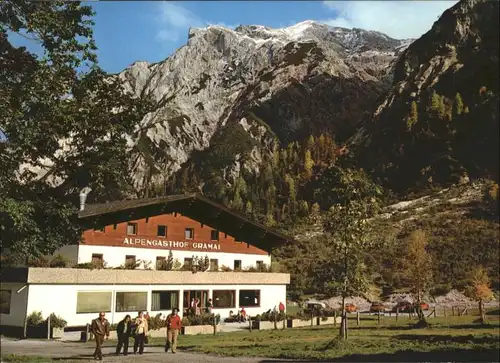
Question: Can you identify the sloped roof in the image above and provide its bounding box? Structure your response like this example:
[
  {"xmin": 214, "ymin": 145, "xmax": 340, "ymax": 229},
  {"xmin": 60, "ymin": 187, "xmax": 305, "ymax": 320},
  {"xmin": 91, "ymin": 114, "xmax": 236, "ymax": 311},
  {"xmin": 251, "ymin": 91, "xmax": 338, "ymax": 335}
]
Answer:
[{"xmin": 78, "ymin": 194, "xmax": 294, "ymax": 252}]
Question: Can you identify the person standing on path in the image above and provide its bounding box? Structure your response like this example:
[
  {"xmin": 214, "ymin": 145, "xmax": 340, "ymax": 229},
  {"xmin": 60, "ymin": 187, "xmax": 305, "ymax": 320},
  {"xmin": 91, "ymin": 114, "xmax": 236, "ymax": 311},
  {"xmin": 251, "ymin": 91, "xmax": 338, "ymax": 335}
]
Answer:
[
  {"xmin": 133, "ymin": 311, "xmax": 148, "ymax": 355},
  {"xmin": 115, "ymin": 315, "xmax": 131, "ymax": 356},
  {"xmin": 165, "ymin": 308, "xmax": 182, "ymax": 354},
  {"xmin": 91, "ymin": 312, "xmax": 110, "ymax": 361},
  {"xmin": 207, "ymin": 298, "xmax": 213, "ymax": 314}
]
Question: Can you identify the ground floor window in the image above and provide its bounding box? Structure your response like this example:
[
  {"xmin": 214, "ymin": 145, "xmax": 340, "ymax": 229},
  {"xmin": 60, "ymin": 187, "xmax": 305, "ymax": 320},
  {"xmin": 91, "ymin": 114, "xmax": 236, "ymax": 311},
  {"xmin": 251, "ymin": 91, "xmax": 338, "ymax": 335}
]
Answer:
[
  {"xmin": 116, "ymin": 292, "xmax": 147, "ymax": 312},
  {"xmin": 239, "ymin": 290, "xmax": 260, "ymax": 307},
  {"xmin": 151, "ymin": 291, "xmax": 179, "ymax": 311},
  {"xmin": 76, "ymin": 291, "xmax": 112, "ymax": 314},
  {"xmin": 0, "ymin": 289, "xmax": 12, "ymax": 314},
  {"xmin": 183, "ymin": 290, "xmax": 208, "ymax": 314},
  {"xmin": 213, "ymin": 290, "xmax": 236, "ymax": 308}
]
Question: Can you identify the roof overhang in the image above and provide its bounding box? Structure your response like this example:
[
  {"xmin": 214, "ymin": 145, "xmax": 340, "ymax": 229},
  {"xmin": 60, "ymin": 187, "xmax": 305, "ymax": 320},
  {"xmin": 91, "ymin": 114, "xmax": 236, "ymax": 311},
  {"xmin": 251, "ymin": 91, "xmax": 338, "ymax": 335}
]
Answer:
[{"xmin": 78, "ymin": 194, "xmax": 295, "ymax": 252}]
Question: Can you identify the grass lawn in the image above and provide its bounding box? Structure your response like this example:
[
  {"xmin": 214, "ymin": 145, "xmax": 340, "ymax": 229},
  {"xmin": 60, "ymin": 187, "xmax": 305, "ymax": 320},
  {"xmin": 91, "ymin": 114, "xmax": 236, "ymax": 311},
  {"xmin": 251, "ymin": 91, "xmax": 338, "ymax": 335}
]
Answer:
[
  {"xmin": 3, "ymin": 313, "xmax": 500, "ymax": 362},
  {"xmin": 164, "ymin": 314, "xmax": 500, "ymax": 361}
]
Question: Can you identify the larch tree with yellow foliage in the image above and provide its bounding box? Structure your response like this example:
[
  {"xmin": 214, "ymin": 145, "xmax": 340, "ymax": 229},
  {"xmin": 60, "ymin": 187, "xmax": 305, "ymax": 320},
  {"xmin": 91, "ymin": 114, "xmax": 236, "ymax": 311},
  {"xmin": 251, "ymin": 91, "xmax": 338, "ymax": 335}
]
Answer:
[{"xmin": 466, "ymin": 266, "xmax": 494, "ymax": 324}]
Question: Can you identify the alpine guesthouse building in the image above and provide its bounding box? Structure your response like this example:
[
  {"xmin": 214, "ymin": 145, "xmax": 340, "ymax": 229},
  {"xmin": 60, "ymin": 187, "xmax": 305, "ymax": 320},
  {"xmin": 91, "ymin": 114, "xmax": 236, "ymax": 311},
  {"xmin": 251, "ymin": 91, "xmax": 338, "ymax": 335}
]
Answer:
[{"xmin": 0, "ymin": 194, "xmax": 291, "ymax": 333}]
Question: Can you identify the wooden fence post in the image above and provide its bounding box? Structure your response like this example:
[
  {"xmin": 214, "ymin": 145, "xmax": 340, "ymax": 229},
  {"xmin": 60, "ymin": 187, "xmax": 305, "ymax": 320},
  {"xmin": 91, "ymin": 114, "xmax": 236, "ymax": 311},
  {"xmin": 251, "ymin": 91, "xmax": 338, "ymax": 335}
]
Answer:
[
  {"xmin": 433, "ymin": 309, "xmax": 437, "ymax": 318},
  {"xmin": 213, "ymin": 314, "xmax": 217, "ymax": 336},
  {"xmin": 356, "ymin": 312, "xmax": 360, "ymax": 326},
  {"xmin": 274, "ymin": 312, "xmax": 278, "ymax": 330},
  {"xmin": 377, "ymin": 312, "xmax": 380, "ymax": 324},
  {"xmin": 396, "ymin": 308, "xmax": 399, "ymax": 322},
  {"xmin": 249, "ymin": 316, "xmax": 252, "ymax": 332},
  {"xmin": 310, "ymin": 311, "xmax": 313, "ymax": 327},
  {"xmin": 334, "ymin": 310, "xmax": 337, "ymax": 328}
]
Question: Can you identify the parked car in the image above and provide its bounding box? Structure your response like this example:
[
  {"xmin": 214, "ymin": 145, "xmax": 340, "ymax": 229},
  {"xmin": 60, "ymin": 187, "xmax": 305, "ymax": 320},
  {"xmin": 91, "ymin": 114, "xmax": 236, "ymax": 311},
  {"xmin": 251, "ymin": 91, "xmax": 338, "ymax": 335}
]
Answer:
[
  {"xmin": 416, "ymin": 302, "xmax": 430, "ymax": 310},
  {"xmin": 392, "ymin": 301, "xmax": 429, "ymax": 312},
  {"xmin": 370, "ymin": 302, "xmax": 386, "ymax": 313},
  {"xmin": 392, "ymin": 301, "xmax": 413, "ymax": 313},
  {"xmin": 344, "ymin": 303, "xmax": 357, "ymax": 313},
  {"xmin": 305, "ymin": 300, "xmax": 326, "ymax": 310}
]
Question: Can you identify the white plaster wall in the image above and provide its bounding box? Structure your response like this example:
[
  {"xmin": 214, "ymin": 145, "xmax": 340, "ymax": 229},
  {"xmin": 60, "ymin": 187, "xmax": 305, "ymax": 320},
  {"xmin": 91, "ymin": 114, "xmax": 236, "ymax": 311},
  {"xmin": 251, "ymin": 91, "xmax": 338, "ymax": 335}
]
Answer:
[
  {"xmin": 24, "ymin": 283, "xmax": 286, "ymax": 327},
  {"xmin": 0, "ymin": 283, "xmax": 29, "ymax": 327},
  {"xmin": 75, "ymin": 245, "xmax": 271, "ymax": 270}
]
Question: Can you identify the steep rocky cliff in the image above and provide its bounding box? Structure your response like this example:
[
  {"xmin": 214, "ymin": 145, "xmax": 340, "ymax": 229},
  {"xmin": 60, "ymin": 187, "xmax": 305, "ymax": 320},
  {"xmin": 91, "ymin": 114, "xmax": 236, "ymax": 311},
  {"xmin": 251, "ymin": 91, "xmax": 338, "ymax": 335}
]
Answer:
[
  {"xmin": 352, "ymin": 0, "xmax": 499, "ymax": 194},
  {"xmin": 118, "ymin": 21, "xmax": 411, "ymax": 195}
]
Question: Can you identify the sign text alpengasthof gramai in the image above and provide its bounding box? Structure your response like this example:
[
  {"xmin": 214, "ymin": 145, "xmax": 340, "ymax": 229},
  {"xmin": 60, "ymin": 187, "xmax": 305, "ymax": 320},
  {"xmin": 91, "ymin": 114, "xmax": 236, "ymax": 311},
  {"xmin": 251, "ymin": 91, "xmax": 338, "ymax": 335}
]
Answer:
[{"xmin": 122, "ymin": 237, "xmax": 221, "ymax": 250}]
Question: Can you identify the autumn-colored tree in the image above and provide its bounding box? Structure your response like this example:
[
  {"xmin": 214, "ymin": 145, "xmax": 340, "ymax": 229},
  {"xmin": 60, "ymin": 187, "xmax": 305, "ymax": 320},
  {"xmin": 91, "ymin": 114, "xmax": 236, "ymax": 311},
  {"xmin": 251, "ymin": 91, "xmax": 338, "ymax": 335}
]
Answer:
[
  {"xmin": 465, "ymin": 266, "xmax": 494, "ymax": 324},
  {"xmin": 403, "ymin": 230, "xmax": 433, "ymax": 324},
  {"xmin": 453, "ymin": 93, "xmax": 464, "ymax": 117},
  {"xmin": 407, "ymin": 101, "xmax": 418, "ymax": 129},
  {"xmin": 303, "ymin": 150, "xmax": 314, "ymax": 180}
]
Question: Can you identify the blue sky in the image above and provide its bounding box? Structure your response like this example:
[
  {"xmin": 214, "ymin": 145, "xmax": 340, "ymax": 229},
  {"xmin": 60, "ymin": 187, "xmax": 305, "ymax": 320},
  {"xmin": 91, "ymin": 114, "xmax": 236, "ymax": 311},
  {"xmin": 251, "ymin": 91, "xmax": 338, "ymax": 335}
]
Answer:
[{"xmin": 10, "ymin": 1, "xmax": 458, "ymax": 74}]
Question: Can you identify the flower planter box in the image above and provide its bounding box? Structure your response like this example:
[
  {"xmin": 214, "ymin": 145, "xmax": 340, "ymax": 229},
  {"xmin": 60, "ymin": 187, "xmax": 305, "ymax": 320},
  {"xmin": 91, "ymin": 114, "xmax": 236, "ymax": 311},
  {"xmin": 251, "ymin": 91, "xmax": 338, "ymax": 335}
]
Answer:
[
  {"xmin": 251, "ymin": 321, "xmax": 277, "ymax": 330},
  {"xmin": 317, "ymin": 317, "xmax": 341, "ymax": 326},
  {"xmin": 286, "ymin": 319, "xmax": 317, "ymax": 328},
  {"xmin": 51, "ymin": 327, "xmax": 65, "ymax": 339},
  {"xmin": 182, "ymin": 325, "xmax": 219, "ymax": 335}
]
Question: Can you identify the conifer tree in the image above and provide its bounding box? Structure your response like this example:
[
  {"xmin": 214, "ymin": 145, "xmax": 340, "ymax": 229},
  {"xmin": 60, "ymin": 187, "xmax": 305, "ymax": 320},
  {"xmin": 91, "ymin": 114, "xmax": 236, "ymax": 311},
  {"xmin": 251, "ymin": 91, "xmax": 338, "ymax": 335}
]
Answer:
[
  {"xmin": 407, "ymin": 101, "xmax": 419, "ymax": 129},
  {"xmin": 303, "ymin": 150, "xmax": 315, "ymax": 180},
  {"xmin": 454, "ymin": 93, "xmax": 464, "ymax": 117}
]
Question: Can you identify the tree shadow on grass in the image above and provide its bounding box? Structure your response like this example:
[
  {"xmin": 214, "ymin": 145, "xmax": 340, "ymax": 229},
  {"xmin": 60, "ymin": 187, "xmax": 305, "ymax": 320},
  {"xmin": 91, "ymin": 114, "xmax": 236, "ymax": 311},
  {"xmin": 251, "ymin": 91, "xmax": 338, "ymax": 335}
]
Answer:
[
  {"xmin": 395, "ymin": 334, "xmax": 499, "ymax": 344},
  {"xmin": 258, "ymin": 348, "xmax": 500, "ymax": 362}
]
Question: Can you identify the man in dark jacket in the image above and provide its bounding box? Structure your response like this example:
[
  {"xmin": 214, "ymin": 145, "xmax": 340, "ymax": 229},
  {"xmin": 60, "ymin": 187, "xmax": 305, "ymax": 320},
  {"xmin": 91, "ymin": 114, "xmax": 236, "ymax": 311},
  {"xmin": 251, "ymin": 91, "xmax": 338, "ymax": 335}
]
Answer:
[
  {"xmin": 115, "ymin": 315, "xmax": 131, "ymax": 356},
  {"xmin": 91, "ymin": 312, "xmax": 110, "ymax": 361}
]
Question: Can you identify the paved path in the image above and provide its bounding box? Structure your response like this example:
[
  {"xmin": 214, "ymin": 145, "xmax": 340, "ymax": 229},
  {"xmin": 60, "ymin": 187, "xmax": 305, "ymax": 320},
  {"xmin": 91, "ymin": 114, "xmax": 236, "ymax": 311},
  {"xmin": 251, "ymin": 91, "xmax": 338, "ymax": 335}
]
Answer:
[{"xmin": 0, "ymin": 338, "xmax": 306, "ymax": 363}]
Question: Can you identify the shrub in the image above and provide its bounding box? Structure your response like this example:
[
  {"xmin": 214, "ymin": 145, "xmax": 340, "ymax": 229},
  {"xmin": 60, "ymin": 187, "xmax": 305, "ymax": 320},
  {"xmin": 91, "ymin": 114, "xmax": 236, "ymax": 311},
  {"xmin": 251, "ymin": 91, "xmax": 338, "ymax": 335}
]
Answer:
[
  {"xmin": 27, "ymin": 311, "xmax": 44, "ymax": 326},
  {"xmin": 48, "ymin": 313, "xmax": 67, "ymax": 328},
  {"xmin": 74, "ymin": 262, "xmax": 95, "ymax": 269},
  {"xmin": 183, "ymin": 313, "xmax": 220, "ymax": 326},
  {"xmin": 49, "ymin": 254, "xmax": 68, "ymax": 268},
  {"xmin": 28, "ymin": 256, "xmax": 50, "ymax": 267},
  {"xmin": 148, "ymin": 313, "xmax": 167, "ymax": 331},
  {"xmin": 220, "ymin": 265, "xmax": 232, "ymax": 272}
]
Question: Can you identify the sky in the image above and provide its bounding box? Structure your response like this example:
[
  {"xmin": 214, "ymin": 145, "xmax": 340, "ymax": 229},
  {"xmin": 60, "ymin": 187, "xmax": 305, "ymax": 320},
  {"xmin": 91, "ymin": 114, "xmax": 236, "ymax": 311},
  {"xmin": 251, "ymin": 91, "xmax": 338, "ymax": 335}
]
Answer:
[{"xmin": 10, "ymin": 1, "xmax": 459, "ymax": 74}]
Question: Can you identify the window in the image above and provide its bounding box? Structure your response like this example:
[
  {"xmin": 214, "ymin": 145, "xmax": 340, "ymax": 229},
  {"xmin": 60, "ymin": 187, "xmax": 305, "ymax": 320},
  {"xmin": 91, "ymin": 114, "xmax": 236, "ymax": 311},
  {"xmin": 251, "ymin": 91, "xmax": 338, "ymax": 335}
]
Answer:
[
  {"xmin": 127, "ymin": 223, "xmax": 137, "ymax": 235},
  {"xmin": 209, "ymin": 259, "xmax": 219, "ymax": 271},
  {"xmin": 185, "ymin": 228, "xmax": 194, "ymax": 239},
  {"xmin": 116, "ymin": 292, "xmax": 147, "ymax": 312},
  {"xmin": 239, "ymin": 290, "xmax": 260, "ymax": 307},
  {"xmin": 157, "ymin": 225, "xmax": 167, "ymax": 237},
  {"xmin": 76, "ymin": 291, "xmax": 112, "ymax": 314},
  {"xmin": 91, "ymin": 254, "xmax": 104, "ymax": 268},
  {"xmin": 183, "ymin": 290, "xmax": 209, "ymax": 311},
  {"xmin": 213, "ymin": 290, "xmax": 236, "ymax": 308},
  {"xmin": 0, "ymin": 290, "xmax": 12, "ymax": 314},
  {"xmin": 234, "ymin": 260, "xmax": 242, "ymax": 270},
  {"xmin": 183, "ymin": 258, "xmax": 193, "ymax": 268},
  {"xmin": 210, "ymin": 230, "xmax": 219, "ymax": 241},
  {"xmin": 156, "ymin": 256, "xmax": 166, "ymax": 270},
  {"xmin": 151, "ymin": 291, "xmax": 179, "ymax": 311},
  {"xmin": 256, "ymin": 261, "xmax": 264, "ymax": 269},
  {"xmin": 125, "ymin": 255, "xmax": 136, "ymax": 267}
]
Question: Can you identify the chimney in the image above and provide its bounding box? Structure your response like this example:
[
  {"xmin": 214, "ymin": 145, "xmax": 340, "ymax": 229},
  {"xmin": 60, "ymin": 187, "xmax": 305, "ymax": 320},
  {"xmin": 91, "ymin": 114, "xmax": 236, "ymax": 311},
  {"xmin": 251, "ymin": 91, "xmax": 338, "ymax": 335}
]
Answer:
[{"xmin": 79, "ymin": 187, "xmax": 92, "ymax": 211}]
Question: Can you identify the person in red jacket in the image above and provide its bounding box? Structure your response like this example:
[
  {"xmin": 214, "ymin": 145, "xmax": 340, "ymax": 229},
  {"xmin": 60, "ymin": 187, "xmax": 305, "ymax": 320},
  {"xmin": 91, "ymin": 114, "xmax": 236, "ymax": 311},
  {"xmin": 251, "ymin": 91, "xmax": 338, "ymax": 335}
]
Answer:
[
  {"xmin": 279, "ymin": 302, "xmax": 285, "ymax": 313},
  {"xmin": 165, "ymin": 308, "xmax": 182, "ymax": 354}
]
